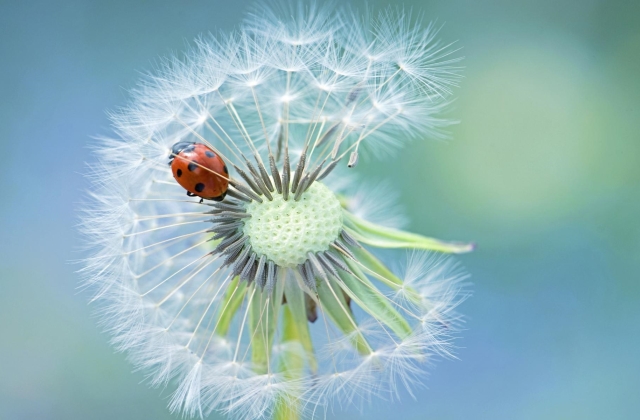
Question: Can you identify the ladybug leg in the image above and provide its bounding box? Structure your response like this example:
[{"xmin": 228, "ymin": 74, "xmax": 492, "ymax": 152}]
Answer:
[
  {"xmin": 212, "ymin": 192, "xmax": 227, "ymax": 202},
  {"xmin": 199, "ymin": 198, "xmax": 204, "ymax": 204},
  {"xmin": 186, "ymin": 191, "xmax": 196, "ymax": 197}
]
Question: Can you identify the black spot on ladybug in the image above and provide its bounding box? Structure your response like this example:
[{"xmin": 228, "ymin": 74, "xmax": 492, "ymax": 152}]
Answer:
[
  {"xmin": 223, "ymin": 165, "xmax": 228, "ymax": 174},
  {"xmin": 195, "ymin": 183, "xmax": 205, "ymax": 193},
  {"xmin": 176, "ymin": 169, "xmax": 182, "ymax": 177},
  {"xmin": 188, "ymin": 162, "xmax": 198, "ymax": 172},
  {"xmin": 205, "ymin": 150, "xmax": 215, "ymax": 158}
]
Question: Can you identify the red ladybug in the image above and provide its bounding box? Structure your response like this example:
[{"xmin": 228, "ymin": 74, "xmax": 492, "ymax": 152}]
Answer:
[{"xmin": 168, "ymin": 141, "xmax": 229, "ymax": 202}]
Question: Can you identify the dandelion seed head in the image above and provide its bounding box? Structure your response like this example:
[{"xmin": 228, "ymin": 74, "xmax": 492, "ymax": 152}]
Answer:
[{"xmin": 80, "ymin": 3, "xmax": 470, "ymax": 419}]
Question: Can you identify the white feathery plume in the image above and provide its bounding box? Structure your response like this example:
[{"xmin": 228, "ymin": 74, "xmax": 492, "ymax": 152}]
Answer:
[{"xmin": 80, "ymin": 4, "xmax": 472, "ymax": 419}]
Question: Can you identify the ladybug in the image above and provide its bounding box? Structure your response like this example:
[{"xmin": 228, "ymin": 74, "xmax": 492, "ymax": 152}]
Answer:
[{"xmin": 168, "ymin": 141, "xmax": 229, "ymax": 202}]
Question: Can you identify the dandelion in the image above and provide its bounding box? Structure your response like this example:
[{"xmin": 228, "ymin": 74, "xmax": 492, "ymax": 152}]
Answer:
[{"xmin": 80, "ymin": 4, "xmax": 472, "ymax": 419}]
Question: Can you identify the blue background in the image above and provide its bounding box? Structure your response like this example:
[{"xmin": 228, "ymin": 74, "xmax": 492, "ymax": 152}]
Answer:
[{"xmin": 1, "ymin": 0, "xmax": 638, "ymax": 419}]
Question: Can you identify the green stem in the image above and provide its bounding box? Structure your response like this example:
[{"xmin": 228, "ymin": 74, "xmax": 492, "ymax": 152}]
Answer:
[
  {"xmin": 216, "ymin": 276, "xmax": 247, "ymax": 336},
  {"xmin": 343, "ymin": 210, "xmax": 475, "ymax": 254},
  {"xmin": 273, "ymin": 303, "xmax": 303, "ymax": 420}
]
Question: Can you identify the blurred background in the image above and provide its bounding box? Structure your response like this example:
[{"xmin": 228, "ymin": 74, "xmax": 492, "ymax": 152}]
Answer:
[{"xmin": 1, "ymin": 0, "xmax": 638, "ymax": 419}]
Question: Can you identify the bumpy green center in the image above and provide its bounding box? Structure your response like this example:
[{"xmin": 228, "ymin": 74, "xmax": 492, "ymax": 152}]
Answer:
[{"xmin": 243, "ymin": 182, "xmax": 343, "ymax": 267}]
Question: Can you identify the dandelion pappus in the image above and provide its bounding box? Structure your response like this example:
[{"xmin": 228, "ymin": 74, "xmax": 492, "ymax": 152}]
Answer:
[{"xmin": 81, "ymin": 4, "xmax": 473, "ymax": 418}]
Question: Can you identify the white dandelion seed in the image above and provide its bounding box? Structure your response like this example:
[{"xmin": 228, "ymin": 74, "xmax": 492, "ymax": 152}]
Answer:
[{"xmin": 79, "ymin": 4, "xmax": 473, "ymax": 420}]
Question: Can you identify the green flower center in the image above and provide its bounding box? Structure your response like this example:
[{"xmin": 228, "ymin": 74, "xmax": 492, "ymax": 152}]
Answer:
[{"xmin": 243, "ymin": 182, "xmax": 343, "ymax": 267}]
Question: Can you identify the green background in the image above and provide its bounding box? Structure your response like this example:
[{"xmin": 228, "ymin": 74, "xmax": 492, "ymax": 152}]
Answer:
[{"xmin": 1, "ymin": 0, "xmax": 638, "ymax": 419}]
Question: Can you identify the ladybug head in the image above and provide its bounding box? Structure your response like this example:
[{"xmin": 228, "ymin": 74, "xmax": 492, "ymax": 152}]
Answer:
[{"xmin": 168, "ymin": 141, "xmax": 196, "ymax": 164}]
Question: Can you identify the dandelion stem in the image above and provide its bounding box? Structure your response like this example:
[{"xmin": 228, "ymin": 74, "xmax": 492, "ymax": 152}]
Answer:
[{"xmin": 343, "ymin": 210, "xmax": 475, "ymax": 254}]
